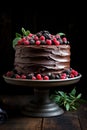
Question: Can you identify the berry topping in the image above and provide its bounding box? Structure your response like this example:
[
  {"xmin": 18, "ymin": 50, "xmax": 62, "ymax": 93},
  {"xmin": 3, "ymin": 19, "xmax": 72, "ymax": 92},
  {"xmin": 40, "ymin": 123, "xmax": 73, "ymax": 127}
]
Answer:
[
  {"xmin": 5, "ymin": 68, "xmax": 80, "ymax": 80},
  {"xmin": 12, "ymin": 28, "xmax": 70, "ymax": 47}
]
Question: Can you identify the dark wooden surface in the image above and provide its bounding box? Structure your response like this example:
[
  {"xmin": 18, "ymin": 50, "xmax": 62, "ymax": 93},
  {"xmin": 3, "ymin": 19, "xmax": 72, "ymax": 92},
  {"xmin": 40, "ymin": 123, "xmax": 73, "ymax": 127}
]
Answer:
[{"xmin": 0, "ymin": 101, "xmax": 87, "ymax": 130}]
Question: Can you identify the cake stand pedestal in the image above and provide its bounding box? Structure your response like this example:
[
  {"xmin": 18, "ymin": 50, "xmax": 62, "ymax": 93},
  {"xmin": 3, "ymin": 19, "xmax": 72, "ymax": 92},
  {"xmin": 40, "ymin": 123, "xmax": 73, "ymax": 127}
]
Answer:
[{"xmin": 3, "ymin": 74, "xmax": 82, "ymax": 117}]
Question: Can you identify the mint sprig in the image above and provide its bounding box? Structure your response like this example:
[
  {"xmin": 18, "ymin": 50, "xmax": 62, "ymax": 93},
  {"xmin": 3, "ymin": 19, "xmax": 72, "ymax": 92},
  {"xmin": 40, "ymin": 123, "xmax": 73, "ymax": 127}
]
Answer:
[
  {"xmin": 50, "ymin": 88, "xmax": 82, "ymax": 111},
  {"xmin": 12, "ymin": 27, "xmax": 30, "ymax": 49}
]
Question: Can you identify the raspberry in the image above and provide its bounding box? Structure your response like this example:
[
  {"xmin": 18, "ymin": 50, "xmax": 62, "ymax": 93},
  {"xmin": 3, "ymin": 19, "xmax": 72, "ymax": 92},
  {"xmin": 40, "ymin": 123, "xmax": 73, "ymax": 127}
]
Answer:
[
  {"xmin": 36, "ymin": 74, "xmax": 42, "ymax": 80},
  {"xmin": 44, "ymin": 75, "xmax": 49, "ymax": 80},
  {"xmin": 21, "ymin": 74, "xmax": 26, "ymax": 79},
  {"xmin": 71, "ymin": 69, "xmax": 78, "ymax": 76},
  {"xmin": 40, "ymin": 35, "xmax": 45, "ymax": 40},
  {"xmin": 46, "ymin": 39, "xmax": 52, "ymax": 45},
  {"xmin": 16, "ymin": 74, "xmax": 21, "ymax": 79},
  {"xmin": 32, "ymin": 76, "xmax": 36, "ymax": 80},
  {"xmin": 36, "ymin": 40, "xmax": 41, "ymax": 45}
]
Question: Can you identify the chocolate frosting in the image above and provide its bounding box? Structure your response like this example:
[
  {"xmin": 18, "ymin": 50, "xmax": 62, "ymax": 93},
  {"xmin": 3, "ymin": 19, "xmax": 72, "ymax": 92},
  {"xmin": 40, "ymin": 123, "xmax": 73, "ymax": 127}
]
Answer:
[{"xmin": 14, "ymin": 45, "xmax": 71, "ymax": 75}]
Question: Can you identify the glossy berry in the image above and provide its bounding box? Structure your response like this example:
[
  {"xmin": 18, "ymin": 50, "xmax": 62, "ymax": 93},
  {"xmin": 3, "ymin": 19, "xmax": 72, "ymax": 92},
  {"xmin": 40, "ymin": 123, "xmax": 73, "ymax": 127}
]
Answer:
[
  {"xmin": 15, "ymin": 74, "xmax": 21, "ymax": 79},
  {"xmin": 32, "ymin": 76, "xmax": 36, "ymax": 80},
  {"xmin": 40, "ymin": 35, "xmax": 45, "ymax": 40},
  {"xmin": 71, "ymin": 69, "xmax": 78, "ymax": 76},
  {"xmin": 21, "ymin": 74, "xmax": 26, "ymax": 79},
  {"xmin": 36, "ymin": 74, "xmax": 42, "ymax": 80},
  {"xmin": 46, "ymin": 39, "xmax": 52, "ymax": 45},
  {"xmin": 36, "ymin": 40, "xmax": 41, "ymax": 45},
  {"xmin": 34, "ymin": 36, "xmax": 39, "ymax": 41},
  {"xmin": 43, "ymin": 75, "xmax": 49, "ymax": 80},
  {"xmin": 24, "ymin": 40, "xmax": 29, "ymax": 45},
  {"xmin": 28, "ymin": 33, "xmax": 33, "ymax": 37},
  {"xmin": 54, "ymin": 40, "xmax": 60, "ymax": 45}
]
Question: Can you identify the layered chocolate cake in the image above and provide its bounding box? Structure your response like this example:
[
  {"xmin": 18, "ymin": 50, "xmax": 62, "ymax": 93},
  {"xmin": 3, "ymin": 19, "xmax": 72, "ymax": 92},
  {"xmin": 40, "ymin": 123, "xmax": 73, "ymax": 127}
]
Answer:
[{"xmin": 5, "ymin": 28, "xmax": 79, "ymax": 80}]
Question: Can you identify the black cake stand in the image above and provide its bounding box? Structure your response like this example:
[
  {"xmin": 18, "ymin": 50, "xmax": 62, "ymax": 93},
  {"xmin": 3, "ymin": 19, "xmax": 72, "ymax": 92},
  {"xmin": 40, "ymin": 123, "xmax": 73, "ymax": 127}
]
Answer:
[{"xmin": 3, "ymin": 74, "xmax": 82, "ymax": 117}]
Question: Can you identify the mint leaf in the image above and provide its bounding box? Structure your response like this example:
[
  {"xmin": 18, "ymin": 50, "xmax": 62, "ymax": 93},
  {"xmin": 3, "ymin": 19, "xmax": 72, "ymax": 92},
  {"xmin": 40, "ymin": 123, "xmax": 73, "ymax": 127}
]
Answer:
[
  {"xmin": 16, "ymin": 33, "xmax": 22, "ymax": 38},
  {"xmin": 12, "ymin": 37, "xmax": 21, "ymax": 49},
  {"xmin": 58, "ymin": 32, "xmax": 65, "ymax": 36},
  {"xmin": 70, "ymin": 88, "xmax": 76, "ymax": 96},
  {"xmin": 21, "ymin": 27, "xmax": 30, "ymax": 36}
]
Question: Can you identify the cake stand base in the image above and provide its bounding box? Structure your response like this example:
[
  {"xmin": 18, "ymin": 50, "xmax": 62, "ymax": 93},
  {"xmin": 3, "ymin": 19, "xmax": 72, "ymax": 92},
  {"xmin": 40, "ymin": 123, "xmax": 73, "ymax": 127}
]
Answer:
[
  {"xmin": 21, "ymin": 88, "xmax": 64, "ymax": 117},
  {"xmin": 3, "ymin": 74, "xmax": 82, "ymax": 117}
]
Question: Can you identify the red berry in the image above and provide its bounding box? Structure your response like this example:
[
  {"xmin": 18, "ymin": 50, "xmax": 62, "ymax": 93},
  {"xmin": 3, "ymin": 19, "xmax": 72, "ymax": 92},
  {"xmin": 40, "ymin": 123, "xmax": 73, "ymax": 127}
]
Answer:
[
  {"xmin": 34, "ymin": 36, "xmax": 39, "ymax": 41},
  {"xmin": 70, "ymin": 73, "xmax": 74, "ymax": 78},
  {"xmin": 44, "ymin": 75, "xmax": 49, "ymax": 80},
  {"xmin": 46, "ymin": 39, "xmax": 52, "ymax": 45},
  {"xmin": 6, "ymin": 71, "xmax": 13, "ymax": 77},
  {"xmin": 60, "ymin": 73, "xmax": 67, "ymax": 79},
  {"xmin": 36, "ymin": 74, "xmax": 42, "ymax": 80},
  {"xmin": 62, "ymin": 37, "xmax": 67, "ymax": 42},
  {"xmin": 28, "ymin": 33, "xmax": 33, "ymax": 37},
  {"xmin": 17, "ymin": 39, "xmax": 22, "ymax": 45},
  {"xmin": 16, "ymin": 74, "xmax": 21, "ymax": 79},
  {"xmin": 21, "ymin": 74, "xmax": 26, "ymax": 79},
  {"xmin": 71, "ymin": 69, "xmax": 78, "ymax": 76},
  {"xmin": 54, "ymin": 40, "xmax": 60, "ymax": 45},
  {"xmin": 32, "ymin": 76, "xmax": 36, "ymax": 80},
  {"xmin": 36, "ymin": 40, "xmax": 41, "ymax": 45},
  {"xmin": 24, "ymin": 40, "xmax": 29, "ymax": 45},
  {"xmin": 53, "ymin": 38, "xmax": 57, "ymax": 42},
  {"xmin": 40, "ymin": 35, "xmax": 45, "ymax": 40},
  {"xmin": 22, "ymin": 37, "xmax": 26, "ymax": 42}
]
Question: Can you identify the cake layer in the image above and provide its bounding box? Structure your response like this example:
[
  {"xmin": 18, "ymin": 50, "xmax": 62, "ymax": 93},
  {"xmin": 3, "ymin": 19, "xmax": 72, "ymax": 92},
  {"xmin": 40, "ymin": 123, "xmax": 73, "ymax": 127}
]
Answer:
[{"xmin": 14, "ymin": 44, "xmax": 70, "ymax": 75}]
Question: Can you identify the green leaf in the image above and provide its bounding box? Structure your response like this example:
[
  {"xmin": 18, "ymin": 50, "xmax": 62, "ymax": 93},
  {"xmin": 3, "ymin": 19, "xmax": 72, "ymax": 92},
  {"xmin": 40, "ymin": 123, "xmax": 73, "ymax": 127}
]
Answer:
[
  {"xmin": 76, "ymin": 93, "xmax": 82, "ymax": 99},
  {"xmin": 70, "ymin": 88, "xmax": 76, "ymax": 96},
  {"xmin": 21, "ymin": 27, "xmax": 30, "ymax": 36},
  {"xmin": 71, "ymin": 106, "xmax": 77, "ymax": 110},
  {"xmin": 26, "ymin": 30, "xmax": 30, "ymax": 36},
  {"xmin": 12, "ymin": 37, "xmax": 21, "ymax": 49},
  {"xmin": 21, "ymin": 27, "xmax": 26, "ymax": 36},
  {"xmin": 15, "ymin": 33, "xmax": 22, "ymax": 38},
  {"xmin": 50, "ymin": 88, "xmax": 82, "ymax": 111},
  {"xmin": 65, "ymin": 103, "xmax": 70, "ymax": 111},
  {"xmin": 58, "ymin": 32, "xmax": 65, "ymax": 36},
  {"xmin": 58, "ymin": 91, "xmax": 65, "ymax": 97},
  {"xmin": 69, "ymin": 93, "xmax": 76, "ymax": 99}
]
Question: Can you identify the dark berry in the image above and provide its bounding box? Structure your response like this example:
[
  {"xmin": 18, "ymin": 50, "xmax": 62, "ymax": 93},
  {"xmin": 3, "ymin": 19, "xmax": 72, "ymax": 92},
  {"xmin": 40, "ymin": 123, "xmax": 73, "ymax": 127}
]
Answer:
[
  {"xmin": 41, "ymin": 40, "xmax": 46, "ymax": 45},
  {"xmin": 15, "ymin": 74, "xmax": 21, "ymax": 79},
  {"xmin": 27, "ymin": 73, "xmax": 34, "ymax": 79},
  {"xmin": 36, "ymin": 32, "xmax": 42, "ymax": 37},
  {"xmin": 63, "ymin": 69, "xmax": 71, "ymax": 75},
  {"xmin": 29, "ymin": 39, "xmax": 35, "ymax": 44},
  {"xmin": 55, "ymin": 74, "xmax": 60, "ymax": 79}
]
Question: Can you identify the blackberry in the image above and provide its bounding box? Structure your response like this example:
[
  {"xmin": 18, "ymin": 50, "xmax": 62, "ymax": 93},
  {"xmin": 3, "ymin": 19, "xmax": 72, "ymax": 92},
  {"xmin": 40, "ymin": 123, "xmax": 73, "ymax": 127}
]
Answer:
[
  {"xmin": 63, "ymin": 69, "xmax": 71, "ymax": 75},
  {"xmin": 27, "ymin": 73, "xmax": 34, "ymax": 79},
  {"xmin": 47, "ymin": 73, "xmax": 55, "ymax": 79},
  {"xmin": 43, "ymin": 33, "xmax": 51, "ymax": 39},
  {"xmin": 55, "ymin": 74, "xmax": 60, "ymax": 79},
  {"xmin": 42, "ymin": 30, "xmax": 50, "ymax": 34},
  {"xmin": 29, "ymin": 39, "xmax": 35, "ymax": 45},
  {"xmin": 36, "ymin": 32, "xmax": 42, "ymax": 37}
]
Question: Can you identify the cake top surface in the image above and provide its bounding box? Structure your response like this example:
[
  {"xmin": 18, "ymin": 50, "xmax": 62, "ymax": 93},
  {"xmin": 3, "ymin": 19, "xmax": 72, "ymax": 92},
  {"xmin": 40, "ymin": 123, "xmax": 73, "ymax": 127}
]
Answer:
[{"xmin": 12, "ymin": 27, "xmax": 70, "ymax": 48}]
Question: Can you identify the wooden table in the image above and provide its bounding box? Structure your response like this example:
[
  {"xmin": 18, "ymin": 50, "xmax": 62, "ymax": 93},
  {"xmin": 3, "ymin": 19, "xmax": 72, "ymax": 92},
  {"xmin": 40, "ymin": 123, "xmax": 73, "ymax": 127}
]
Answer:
[{"xmin": 0, "ymin": 103, "xmax": 87, "ymax": 130}]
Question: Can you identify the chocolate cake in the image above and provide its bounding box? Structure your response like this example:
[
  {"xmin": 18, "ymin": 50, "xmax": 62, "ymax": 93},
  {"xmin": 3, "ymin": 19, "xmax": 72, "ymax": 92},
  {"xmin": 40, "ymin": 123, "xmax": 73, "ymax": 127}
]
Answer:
[{"xmin": 5, "ymin": 28, "xmax": 79, "ymax": 80}]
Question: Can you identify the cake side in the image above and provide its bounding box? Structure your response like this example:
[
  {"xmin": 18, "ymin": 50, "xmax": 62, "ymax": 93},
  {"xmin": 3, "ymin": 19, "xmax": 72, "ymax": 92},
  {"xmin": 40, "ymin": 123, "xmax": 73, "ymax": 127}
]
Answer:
[{"xmin": 14, "ymin": 44, "xmax": 71, "ymax": 76}]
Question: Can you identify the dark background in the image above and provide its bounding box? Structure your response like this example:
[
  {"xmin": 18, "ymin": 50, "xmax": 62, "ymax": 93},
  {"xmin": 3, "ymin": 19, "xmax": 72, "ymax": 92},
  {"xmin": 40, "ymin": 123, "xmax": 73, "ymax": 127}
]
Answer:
[{"xmin": 0, "ymin": 8, "xmax": 86, "ymax": 99}]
